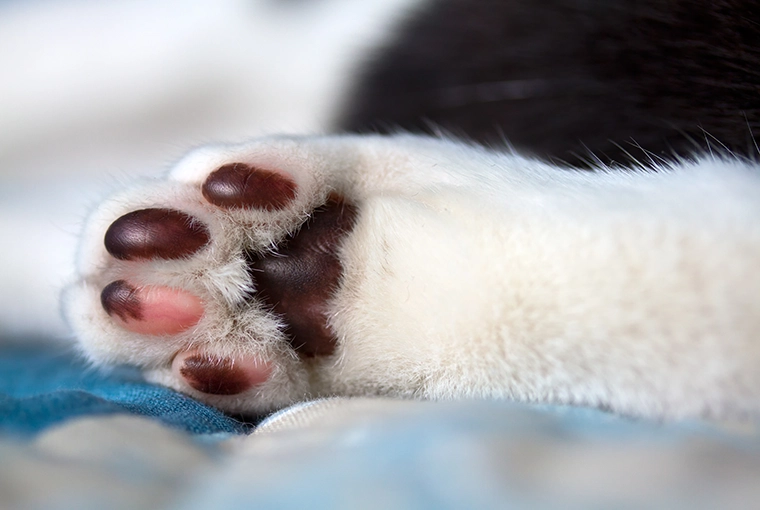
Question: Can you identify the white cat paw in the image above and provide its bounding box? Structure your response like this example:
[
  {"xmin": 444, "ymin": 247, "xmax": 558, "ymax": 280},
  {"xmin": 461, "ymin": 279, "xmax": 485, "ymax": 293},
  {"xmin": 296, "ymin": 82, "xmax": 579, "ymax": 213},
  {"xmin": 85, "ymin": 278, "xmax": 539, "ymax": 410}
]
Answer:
[{"xmin": 64, "ymin": 136, "xmax": 368, "ymax": 413}]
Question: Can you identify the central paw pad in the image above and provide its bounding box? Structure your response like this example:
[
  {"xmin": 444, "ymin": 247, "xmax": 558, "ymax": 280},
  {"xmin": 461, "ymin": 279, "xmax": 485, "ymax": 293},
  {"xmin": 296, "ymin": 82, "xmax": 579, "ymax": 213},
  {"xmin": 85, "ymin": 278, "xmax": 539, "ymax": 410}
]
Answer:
[{"xmin": 250, "ymin": 198, "xmax": 357, "ymax": 357}]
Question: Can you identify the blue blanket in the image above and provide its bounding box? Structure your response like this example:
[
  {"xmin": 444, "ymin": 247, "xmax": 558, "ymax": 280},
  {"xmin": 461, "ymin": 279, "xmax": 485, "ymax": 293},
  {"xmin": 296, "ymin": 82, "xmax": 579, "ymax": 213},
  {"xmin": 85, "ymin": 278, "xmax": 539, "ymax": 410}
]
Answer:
[
  {"xmin": 3, "ymin": 339, "xmax": 760, "ymax": 510},
  {"xmin": 0, "ymin": 339, "xmax": 253, "ymax": 436}
]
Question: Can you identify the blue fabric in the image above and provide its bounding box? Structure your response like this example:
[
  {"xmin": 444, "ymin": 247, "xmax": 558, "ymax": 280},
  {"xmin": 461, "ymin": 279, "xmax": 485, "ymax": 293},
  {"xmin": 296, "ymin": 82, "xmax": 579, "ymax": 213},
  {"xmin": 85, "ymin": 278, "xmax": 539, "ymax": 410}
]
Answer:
[{"xmin": 0, "ymin": 340, "xmax": 253, "ymax": 436}]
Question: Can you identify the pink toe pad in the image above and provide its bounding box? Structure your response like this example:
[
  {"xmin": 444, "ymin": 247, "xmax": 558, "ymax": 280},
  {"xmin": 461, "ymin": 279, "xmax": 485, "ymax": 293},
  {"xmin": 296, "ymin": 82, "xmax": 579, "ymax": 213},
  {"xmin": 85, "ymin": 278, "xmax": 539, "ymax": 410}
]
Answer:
[{"xmin": 102, "ymin": 281, "xmax": 203, "ymax": 336}]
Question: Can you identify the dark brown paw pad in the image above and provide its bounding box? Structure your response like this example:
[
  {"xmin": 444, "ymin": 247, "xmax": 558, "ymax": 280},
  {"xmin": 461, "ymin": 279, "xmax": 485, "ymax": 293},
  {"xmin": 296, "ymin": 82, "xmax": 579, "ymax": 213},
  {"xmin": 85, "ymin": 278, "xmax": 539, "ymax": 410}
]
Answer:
[
  {"xmin": 248, "ymin": 198, "xmax": 358, "ymax": 357},
  {"xmin": 104, "ymin": 208, "xmax": 210, "ymax": 261},
  {"xmin": 173, "ymin": 352, "xmax": 272, "ymax": 395},
  {"xmin": 201, "ymin": 163, "xmax": 297, "ymax": 211},
  {"xmin": 100, "ymin": 280, "xmax": 142, "ymax": 321}
]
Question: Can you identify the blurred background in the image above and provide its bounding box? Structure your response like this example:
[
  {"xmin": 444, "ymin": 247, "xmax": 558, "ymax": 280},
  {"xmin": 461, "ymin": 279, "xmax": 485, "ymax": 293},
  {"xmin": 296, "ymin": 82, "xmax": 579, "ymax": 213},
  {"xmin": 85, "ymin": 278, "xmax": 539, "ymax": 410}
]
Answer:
[{"xmin": 0, "ymin": 0, "xmax": 419, "ymax": 337}]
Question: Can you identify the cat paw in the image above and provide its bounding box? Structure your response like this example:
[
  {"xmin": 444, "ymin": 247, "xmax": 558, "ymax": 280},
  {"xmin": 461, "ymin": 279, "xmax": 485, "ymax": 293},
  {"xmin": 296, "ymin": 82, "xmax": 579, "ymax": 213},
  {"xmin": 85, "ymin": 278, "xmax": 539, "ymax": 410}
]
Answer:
[
  {"xmin": 65, "ymin": 137, "xmax": 361, "ymax": 413},
  {"xmin": 66, "ymin": 133, "xmax": 502, "ymax": 413}
]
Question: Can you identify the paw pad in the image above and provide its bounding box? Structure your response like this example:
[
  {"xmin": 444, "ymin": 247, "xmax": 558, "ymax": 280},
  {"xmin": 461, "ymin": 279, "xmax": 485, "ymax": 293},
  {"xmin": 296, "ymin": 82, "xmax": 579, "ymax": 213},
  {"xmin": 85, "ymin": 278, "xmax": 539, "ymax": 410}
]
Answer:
[
  {"xmin": 201, "ymin": 163, "xmax": 297, "ymax": 211},
  {"xmin": 173, "ymin": 351, "xmax": 272, "ymax": 395},
  {"xmin": 100, "ymin": 280, "xmax": 141, "ymax": 321},
  {"xmin": 101, "ymin": 281, "xmax": 203, "ymax": 336},
  {"xmin": 250, "ymin": 198, "xmax": 358, "ymax": 357},
  {"xmin": 104, "ymin": 208, "xmax": 210, "ymax": 260}
]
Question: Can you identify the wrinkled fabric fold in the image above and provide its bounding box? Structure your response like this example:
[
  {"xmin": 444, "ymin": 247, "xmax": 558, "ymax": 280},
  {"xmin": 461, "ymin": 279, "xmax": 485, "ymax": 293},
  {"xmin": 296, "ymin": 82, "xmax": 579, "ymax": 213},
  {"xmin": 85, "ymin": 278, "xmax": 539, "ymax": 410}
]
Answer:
[{"xmin": 0, "ymin": 339, "xmax": 254, "ymax": 436}]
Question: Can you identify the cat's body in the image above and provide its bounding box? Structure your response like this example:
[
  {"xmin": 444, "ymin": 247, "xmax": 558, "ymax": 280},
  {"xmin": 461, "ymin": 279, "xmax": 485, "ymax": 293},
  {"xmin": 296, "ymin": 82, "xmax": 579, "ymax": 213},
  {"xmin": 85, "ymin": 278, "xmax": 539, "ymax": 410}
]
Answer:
[
  {"xmin": 37, "ymin": 0, "xmax": 760, "ymax": 420},
  {"xmin": 340, "ymin": 0, "xmax": 760, "ymax": 166}
]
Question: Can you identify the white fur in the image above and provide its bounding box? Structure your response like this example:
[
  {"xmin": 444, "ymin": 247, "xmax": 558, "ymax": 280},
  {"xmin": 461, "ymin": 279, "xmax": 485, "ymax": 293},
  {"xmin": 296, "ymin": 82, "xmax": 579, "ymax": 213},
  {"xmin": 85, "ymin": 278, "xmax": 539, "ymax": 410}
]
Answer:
[{"xmin": 65, "ymin": 133, "xmax": 760, "ymax": 419}]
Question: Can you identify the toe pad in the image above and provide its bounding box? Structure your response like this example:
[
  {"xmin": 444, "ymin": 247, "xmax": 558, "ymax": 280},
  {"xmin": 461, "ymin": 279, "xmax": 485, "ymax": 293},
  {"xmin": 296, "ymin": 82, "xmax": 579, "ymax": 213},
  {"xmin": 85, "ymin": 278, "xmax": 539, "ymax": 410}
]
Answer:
[
  {"xmin": 104, "ymin": 208, "xmax": 210, "ymax": 260},
  {"xmin": 202, "ymin": 163, "xmax": 297, "ymax": 211},
  {"xmin": 173, "ymin": 351, "xmax": 272, "ymax": 395}
]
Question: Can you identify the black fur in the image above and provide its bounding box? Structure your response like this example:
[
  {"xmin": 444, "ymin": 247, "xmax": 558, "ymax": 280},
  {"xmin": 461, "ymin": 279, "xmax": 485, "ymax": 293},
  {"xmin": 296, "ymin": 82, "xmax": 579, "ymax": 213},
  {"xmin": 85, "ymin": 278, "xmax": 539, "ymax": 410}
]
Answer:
[{"xmin": 338, "ymin": 0, "xmax": 760, "ymax": 167}]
